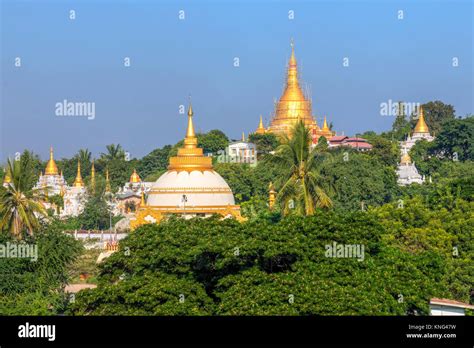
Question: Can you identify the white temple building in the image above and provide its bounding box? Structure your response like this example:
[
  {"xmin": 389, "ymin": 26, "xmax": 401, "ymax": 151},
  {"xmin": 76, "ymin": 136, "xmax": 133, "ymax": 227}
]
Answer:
[{"xmin": 396, "ymin": 151, "xmax": 424, "ymax": 186}]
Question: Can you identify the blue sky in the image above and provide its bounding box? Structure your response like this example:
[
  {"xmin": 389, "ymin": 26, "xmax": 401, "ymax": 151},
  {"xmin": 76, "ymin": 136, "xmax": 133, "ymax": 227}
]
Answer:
[{"xmin": 1, "ymin": 0, "xmax": 472, "ymax": 161}]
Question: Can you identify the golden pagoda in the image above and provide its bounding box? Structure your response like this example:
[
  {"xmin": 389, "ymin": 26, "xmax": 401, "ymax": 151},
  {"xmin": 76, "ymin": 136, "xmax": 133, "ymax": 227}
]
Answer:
[
  {"xmin": 72, "ymin": 161, "xmax": 84, "ymax": 187},
  {"xmin": 45, "ymin": 146, "xmax": 59, "ymax": 175},
  {"xmin": 413, "ymin": 106, "xmax": 430, "ymax": 134},
  {"xmin": 129, "ymin": 169, "xmax": 141, "ymax": 183},
  {"xmin": 267, "ymin": 41, "xmax": 318, "ymax": 137},
  {"xmin": 255, "ymin": 115, "xmax": 266, "ymax": 135}
]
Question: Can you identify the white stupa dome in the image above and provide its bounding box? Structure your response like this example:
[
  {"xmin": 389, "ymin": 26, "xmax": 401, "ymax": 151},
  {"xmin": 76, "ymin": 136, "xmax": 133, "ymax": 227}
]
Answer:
[{"xmin": 147, "ymin": 170, "xmax": 235, "ymax": 207}]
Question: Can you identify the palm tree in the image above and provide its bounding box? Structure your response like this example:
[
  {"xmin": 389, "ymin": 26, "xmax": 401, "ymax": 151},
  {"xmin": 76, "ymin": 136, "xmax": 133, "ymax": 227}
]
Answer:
[
  {"xmin": 100, "ymin": 144, "xmax": 125, "ymax": 161},
  {"xmin": 0, "ymin": 159, "xmax": 47, "ymax": 237},
  {"xmin": 270, "ymin": 121, "xmax": 333, "ymax": 216},
  {"xmin": 77, "ymin": 148, "xmax": 92, "ymax": 164}
]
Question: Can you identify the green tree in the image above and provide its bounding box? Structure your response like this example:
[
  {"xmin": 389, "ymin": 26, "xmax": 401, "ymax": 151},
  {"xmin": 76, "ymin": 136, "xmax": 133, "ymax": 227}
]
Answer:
[
  {"xmin": 0, "ymin": 159, "xmax": 46, "ymax": 237},
  {"xmin": 77, "ymin": 195, "xmax": 111, "ymax": 230},
  {"xmin": 248, "ymin": 133, "xmax": 280, "ymax": 155},
  {"xmin": 137, "ymin": 145, "xmax": 172, "ymax": 179},
  {"xmin": 270, "ymin": 121, "xmax": 332, "ymax": 215},
  {"xmin": 100, "ymin": 144, "xmax": 125, "ymax": 161},
  {"xmin": 430, "ymin": 116, "xmax": 474, "ymax": 161}
]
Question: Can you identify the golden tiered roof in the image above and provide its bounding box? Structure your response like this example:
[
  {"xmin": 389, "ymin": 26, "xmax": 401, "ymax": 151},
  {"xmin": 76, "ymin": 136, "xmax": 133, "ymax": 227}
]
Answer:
[
  {"xmin": 268, "ymin": 41, "xmax": 318, "ymax": 136},
  {"xmin": 168, "ymin": 103, "xmax": 213, "ymax": 172},
  {"xmin": 130, "ymin": 169, "xmax": 141, "ymax": 183},
  {"xmin": 413, "ymin": 106, "xmax": 430, "ymax": 134},
  {"xmin": 255, "ymin": 115, "xmax": 266, "ymax": 134},
  {"xmin": 72, "ymin": 161, "xmax": 84, "ymax": 187},
  {"xmin": 45, "ymin": 146, "xmax": 59, "ymax": 176}
]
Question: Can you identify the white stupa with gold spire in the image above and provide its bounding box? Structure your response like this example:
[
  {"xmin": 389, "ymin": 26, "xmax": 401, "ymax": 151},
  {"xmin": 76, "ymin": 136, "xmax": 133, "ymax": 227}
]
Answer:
[
  {"xmin": 61, "ymin": 160, "xmax": 87, "ymax": 217},
  {"xmin": 131, "ymin": 101, "xmax": 242, "ymax": 229},
  {"xmin": 402, "ymin": 105, "xmax": 435, "ymax": 151},
  {"xmin": 34, "ymin": 146, "xmax": 67, "ymax": 196},
  {"xmin": 396, "ymin": 148, "xmax": 424, "ymax": 186}
]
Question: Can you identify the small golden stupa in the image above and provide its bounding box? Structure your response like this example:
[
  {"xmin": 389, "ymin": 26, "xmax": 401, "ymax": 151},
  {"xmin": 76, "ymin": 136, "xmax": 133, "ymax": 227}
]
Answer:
[
  {"xmin": 72, "ymin": 161, "xmax": 84, "ymax": 188},
  {"xmin": 413, "ymin": 106, "xmax": 430, "ymax": 134},
  {"xmin": 45, "ymin": 146, "xmax": 59, "ymax": 176}
]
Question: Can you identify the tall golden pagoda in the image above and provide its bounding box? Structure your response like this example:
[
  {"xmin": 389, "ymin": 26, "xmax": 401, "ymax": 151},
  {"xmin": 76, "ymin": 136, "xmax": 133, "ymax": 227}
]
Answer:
[
  {"xmin": 413, "ymin": 106, "xmax": 430, "ymax": 134},
  {"xmin": 267, "ymin": 41, "xmax": 318, "ymax": 137},
  {"xmin": 72, "ymin": 161, "xmax": 84, "ymax": 188},
  {"xmin": 45, "ymin": 146, "xmax": 59, "ymax": 175}
]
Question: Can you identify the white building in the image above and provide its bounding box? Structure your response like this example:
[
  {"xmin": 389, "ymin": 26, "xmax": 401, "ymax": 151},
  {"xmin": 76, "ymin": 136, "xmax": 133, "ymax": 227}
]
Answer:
[
  {"xmin": 430, "ymin": 298, "xmax": 474, "ymax": 316},
  {"xmin": 226, "ymin": 133, "xmax": 257, "ymax": 165}
]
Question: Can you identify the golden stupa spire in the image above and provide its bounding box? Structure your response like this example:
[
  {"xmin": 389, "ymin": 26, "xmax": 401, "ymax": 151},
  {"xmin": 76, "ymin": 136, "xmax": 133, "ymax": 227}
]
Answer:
[
  {"xmin": 90, "ymin": 160, "xmax": 96, "ymax": 193},
  {"xmin": 168, "ymin": 100, "xmax": 213, "ymax": 172},
  {"xmin": 322, "ymin": 116, "xmax": 330, "ymax": 131},
  {"xmin": 73, "ymin": 160, "xmax": 84, "ymax": 187},
  {"xmin": 414, "ymin": 105, "xmax": 430, "ymax": 134},
  {"xmin": 242, "ymin": 132, "xmax": 246, "ymax": 142},
  {"xmin": 255, "ymin": 115, "xmax": 266, "ymax": 134},
  {"xmin": 183, "ymin": 99, "xmax": 198, "ymax": 150},
  {"xmin": 45, "ymin": 146, "xmax": 59, "ymax": 176},
  {"xmin": 287, "ymin": 39, "xmax": 299, "ymax": 88},
  {"xmin": 105, "ymin": 168, "xmax": 111, "ymax": 193}
]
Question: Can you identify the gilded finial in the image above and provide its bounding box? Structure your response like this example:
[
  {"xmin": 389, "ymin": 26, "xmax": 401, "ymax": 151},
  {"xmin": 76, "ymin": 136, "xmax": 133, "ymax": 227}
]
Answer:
[
  {"xmin": 322, "ymin": 116, "xmax": 330, "ymax": 131},
  {"xmin": 256, "ymin": 115, "xmax": 266, "ymax": 134}
]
